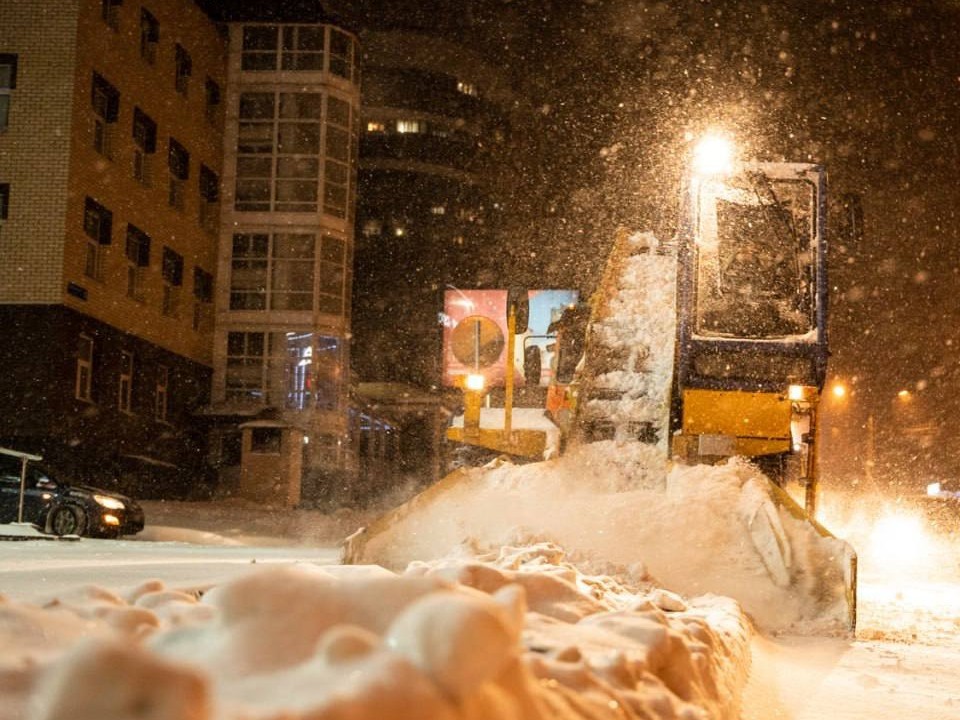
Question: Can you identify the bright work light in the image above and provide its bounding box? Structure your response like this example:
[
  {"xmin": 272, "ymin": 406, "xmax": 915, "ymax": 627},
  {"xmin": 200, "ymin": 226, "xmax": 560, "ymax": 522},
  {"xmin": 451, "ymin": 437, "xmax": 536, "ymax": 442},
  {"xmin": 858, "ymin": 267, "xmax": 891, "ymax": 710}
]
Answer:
[
  {"xmin": 692, "ymin": 133, "xmax": 734, "ymax": 176},
  {"xmin": 465, "ymin": 373, "xmax": 486, "ymax": 392}
]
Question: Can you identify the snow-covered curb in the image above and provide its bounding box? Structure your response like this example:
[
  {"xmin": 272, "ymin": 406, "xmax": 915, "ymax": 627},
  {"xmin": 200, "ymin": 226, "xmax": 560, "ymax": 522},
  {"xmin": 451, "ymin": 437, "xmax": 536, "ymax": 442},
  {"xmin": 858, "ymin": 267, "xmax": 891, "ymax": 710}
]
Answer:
[{"xmin": 3, "ymin": 547, "xmax": 750, "ymax": 720}]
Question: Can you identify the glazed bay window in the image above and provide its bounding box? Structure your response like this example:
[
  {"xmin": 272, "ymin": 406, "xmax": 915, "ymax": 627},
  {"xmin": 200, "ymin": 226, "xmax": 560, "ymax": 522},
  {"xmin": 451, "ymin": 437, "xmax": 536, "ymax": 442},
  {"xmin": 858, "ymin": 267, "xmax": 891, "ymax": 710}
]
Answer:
[
  {"xmin": 91, "ymin": 72, "xmax": 119, "ymax": 158},
  {"xmin": 225, "ymin": 331, "xmax": 338, "ymax": 410},
  {"xmin": 282, "ymin": 25, "xmax": 324, "ymax": 70},
  {"xmin": 168, "ymin": 138, "xmax": 189, "ymax": 210},
  {"xmin": 198, "ymin": 164, "xmax": 219, "ymax": 232},
  {"xmin": 161, "ymin": 247, "xmax": 183, "ymax": 317},
  {"xmin": 235, "ymin": 91, "xmax": 352, "ymax": 216},
  {"xmin": 229, "ymin": 232, "xmax": 314, "ymax": 311},
  {"xmin": 125, "ymin": 224, "xmax": 150, "ymax": 300},
  {"xmin": 328, "ymin": 28, "xmax": 354, "ymax": 80},
  {"xmin": 0, "ymin": 54, "xmax": 18, "ymax": 131},
  {"xmin": 82, "ymin": 197, "xmax": 113, "ymax": 281},
  {"xmin": 241, "ymin": 25, "xmax": 279, "ymax": 71},
  {"xmin": 118, "ymin": 351, "xmax": 134, "ymax": 413},
  {"xmin": 140, "ymin": 9, "xmax": 159, "ymax": 64},
  {"xmin": 132, "ymin": 107, "xmax": 157, "ymax": 186},
  {"xmin": 318, "ymin": 234, "xmax": 347, "ymax": 315}
]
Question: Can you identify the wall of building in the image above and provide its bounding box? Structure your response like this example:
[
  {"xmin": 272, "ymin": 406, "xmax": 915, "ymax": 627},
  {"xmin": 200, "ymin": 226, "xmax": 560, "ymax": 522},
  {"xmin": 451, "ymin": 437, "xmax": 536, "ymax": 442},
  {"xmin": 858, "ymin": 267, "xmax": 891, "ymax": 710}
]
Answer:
[
  {"xmin": 0, "ymin": 1, "xmax": 79, "ymax": 304},
  {"xmin": 61, "ymin": 0, "xmax": 227, "ymax": 366}
]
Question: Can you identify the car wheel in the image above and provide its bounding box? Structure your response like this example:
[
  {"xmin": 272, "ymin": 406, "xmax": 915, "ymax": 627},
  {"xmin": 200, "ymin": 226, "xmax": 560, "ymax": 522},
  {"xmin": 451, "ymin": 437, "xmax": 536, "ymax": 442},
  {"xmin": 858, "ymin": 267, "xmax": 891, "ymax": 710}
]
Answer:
[{"xmin": 49, "ymin": 505, "xmax": 87, "ymax": 537}]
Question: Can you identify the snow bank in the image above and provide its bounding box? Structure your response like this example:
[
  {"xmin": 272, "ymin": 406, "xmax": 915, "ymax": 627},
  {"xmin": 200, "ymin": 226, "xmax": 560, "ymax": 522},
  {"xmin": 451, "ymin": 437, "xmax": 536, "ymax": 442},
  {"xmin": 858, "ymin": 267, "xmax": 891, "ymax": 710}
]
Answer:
[
  {"xmin": 2, "ymin": 548, "xmax": 750, "ymax": 720},
  {"xmin": 350, "ymin": 442, "xmax": 855, "ymax": 633}
]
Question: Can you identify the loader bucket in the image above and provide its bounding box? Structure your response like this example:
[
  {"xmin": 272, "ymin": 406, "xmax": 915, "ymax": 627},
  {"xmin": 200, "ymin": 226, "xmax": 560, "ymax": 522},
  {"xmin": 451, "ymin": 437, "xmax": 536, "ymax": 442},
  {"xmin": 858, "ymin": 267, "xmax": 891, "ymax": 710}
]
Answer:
[{"xmin": 341, "ymin": 444, "xmax": 857, "ymax": 634}]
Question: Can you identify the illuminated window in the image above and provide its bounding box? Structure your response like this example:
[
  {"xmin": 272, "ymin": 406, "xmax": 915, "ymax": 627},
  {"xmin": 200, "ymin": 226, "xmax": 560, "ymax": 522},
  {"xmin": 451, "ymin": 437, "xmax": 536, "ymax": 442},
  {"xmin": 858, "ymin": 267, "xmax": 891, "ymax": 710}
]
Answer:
[
  {"xmin": 175, "ymin": 44, "xmax": 192, "ymax": 96},
  {"xmin": 366, "ymin": 121, "xmax": 385, "ymax": 133},
  {"xmin": 83, "ymin": 197, "xmax": 112, "ymax": 281},
  {"xmin": 430, "ymin": 205, "xmax": 446, "ymax": 215},
  {"xmin": 132, "ymin": 107, "xmax": 156, "ymax": 186},
  {"xmin": 396, "ymin": 119, "xmax": 422, "ymax": 134},
  {"xmin": 118, "ymin": 351, "xmax": 134, "ymax": 413},
  {"xmin": 155, "ymin": 365, "xmax": 169, "ymax": 420},
  {"xmin": 101, "ymin": 0, "xmax": 121, "ymax": 29},
  {"xmin": 161, "ymin": 247, "xmax": 183, "ymax": 317},
  {"xmin": 168, "ymin": 138, "xmax": 189, "ymax": 210},
  {"xmin": 91, "ymin": 72, "xmax": 119, "ymax": 158},
  {"xmin": 76, "ymin": 335, "xmax": 94, "ymax": 402},
  {"xmin": 456, "ymin": 80, "xmax": 477, "ymax": 97},
  {"xmin": 139, "ymin": 9, "xmax": 158, "ymax": 64},
  {"xmin": 361, "ymin": 219, "xmax": 382, "ymax": 237}
]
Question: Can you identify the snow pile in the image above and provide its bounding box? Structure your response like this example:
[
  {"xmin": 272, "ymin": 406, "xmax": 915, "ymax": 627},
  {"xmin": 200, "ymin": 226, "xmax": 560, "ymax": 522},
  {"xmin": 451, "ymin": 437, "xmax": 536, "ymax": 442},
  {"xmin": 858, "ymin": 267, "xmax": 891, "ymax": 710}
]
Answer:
[
  {"xmin": 578, "ymin": 231, "xmax": 677, "ymax": 449},
  {"xmin": 2, "ymin": 547, "xmax": 750, "ymax": 720},
  {"xmin": 349, "ymin": 441, "xmax": 855, "ymax": 633}
]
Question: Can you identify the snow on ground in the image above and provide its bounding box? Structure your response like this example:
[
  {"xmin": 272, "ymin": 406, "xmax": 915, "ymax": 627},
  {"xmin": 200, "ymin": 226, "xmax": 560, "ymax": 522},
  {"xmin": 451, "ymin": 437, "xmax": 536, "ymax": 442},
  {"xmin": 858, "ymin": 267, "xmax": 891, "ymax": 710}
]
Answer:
[{"xmin": 0, "ymin": 520, "xmax": 751, "ymax": 720}]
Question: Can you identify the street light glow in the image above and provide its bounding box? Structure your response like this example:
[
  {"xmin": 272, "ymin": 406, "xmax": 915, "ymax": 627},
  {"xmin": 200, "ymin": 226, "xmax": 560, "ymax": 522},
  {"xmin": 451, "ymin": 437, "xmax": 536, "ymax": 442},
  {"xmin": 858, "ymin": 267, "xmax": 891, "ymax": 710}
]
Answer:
[
  {"xmin": 832, "ymin": 383, "xmax": 847, "ymax": 399},
  {"xmin": 692, "ymin": 133, "xmax": 735, "ymax": 176}
]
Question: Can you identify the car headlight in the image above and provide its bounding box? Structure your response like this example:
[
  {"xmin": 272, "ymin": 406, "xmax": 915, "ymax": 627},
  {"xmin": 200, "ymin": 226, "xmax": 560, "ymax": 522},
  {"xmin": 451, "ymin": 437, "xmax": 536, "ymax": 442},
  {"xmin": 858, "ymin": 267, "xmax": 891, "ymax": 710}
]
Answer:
[{"xmin": 94, "ymin": 494, "xmax": 126, "ymax": 510}]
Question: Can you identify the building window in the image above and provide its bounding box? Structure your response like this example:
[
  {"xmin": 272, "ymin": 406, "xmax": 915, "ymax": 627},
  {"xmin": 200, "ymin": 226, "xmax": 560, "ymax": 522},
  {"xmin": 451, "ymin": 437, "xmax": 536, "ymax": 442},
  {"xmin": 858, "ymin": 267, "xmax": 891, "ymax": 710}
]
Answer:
[
  {"xmin": 83, "ymin": 198, "xmax": 112, "ymax": 281},
  {"xmin": 132, "ymin": 107, "xmax": 157, "ymax": 186},
  {"xmin": 396, "ymin": 119, "xmax": 422, "ymax": 134},
  {"xmin": 430, "ymin": 205, "xmax": 446, "ymax": 215},
  {"xmin": 118, "ymin": 351, "xmax": 134, "ymax": 413},
  {"xmin": 0, "ymin": 54, "xmax": 18, "ymax": 131},
  {"xmin": 236, "ymin": 90, "xmax": 353, "ymax": 215},
  {"xmin": 225, "ymin": 331, "xmax": 334, "ymax": 409},
  {"xmin": 250, "ymin": 427, "xmax": 282, "ymax": 454},
  {"xmin": 76, "ymin": 335, "xmax": 94, "ymax": 402},
  {"xmin": 204, "ymin": 77, "xmax": 221, "ymax": 124},
  {"xmin": 140, "ymin": 9, "xmax": 159, "ymax": 64},
  {"xmin": 101, "ymin": 0, "xmax": 122, "ymax": 29},
  {"xmin": 365, "ymin": 121, "xmax": 384, "ymax": 133},
  {"xmin": 241, "ymin": 25, "xmax": 279, "ymax": 71},
  {"xmin": 161, "ymin": 247, "xmax": 183, "ymax": 317},
  {"xmin": 0, "ymin": 184, "xmax": 9, "ymax": 221},
  {"xmin": 168, "ymin": 138, "xmax": 189, "ymax": 210},
  {"xmin": 318, "ymin": 234, "xmax": 346, "ymax": 315},
  {"xmin": 174, "ymin": 44, "xmax": 192, "ymax": 96},
  {"xmin": 125, "ymin": 224, "xmax": 150, "ymax": 300},
  {"xmin": 328, "ymin": 28, "xmax": 354, "ymax": 80},
  {"xmin": 229, "ymin": 232, "xmax": 315, "ymax": 312},
  {"xmin": 91, "ymin": 72, "xmax": 119, "ymax": 158},
  {"xmin": 282, "ymin": 25, "xmax": 324, "ymax": 70},
  {"xmin": 361, "ymin": 219, "xmax": 381, "ymax": 237},
  {"xmin": 192, "ymin": 267, "xmax": 213, "ymax": 331},
  {"xmin": 198, "ymin": 164, "xmax": 219, "ymax": 233},
  {"xmin": 457, "ymin": 80, "xmax": 478, "ymax": 97},
  {"xmin": 155, "ymin": 365, "xmax": 169, "ymax": 421}
]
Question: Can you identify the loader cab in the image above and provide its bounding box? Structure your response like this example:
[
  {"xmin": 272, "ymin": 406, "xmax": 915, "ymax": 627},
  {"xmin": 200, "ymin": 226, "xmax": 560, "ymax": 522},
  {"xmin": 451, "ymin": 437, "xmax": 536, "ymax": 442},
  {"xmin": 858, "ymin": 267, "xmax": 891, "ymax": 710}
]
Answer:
[{"xmin": 673, "ymin": 161, "xmax": 828, "ymax": 510}]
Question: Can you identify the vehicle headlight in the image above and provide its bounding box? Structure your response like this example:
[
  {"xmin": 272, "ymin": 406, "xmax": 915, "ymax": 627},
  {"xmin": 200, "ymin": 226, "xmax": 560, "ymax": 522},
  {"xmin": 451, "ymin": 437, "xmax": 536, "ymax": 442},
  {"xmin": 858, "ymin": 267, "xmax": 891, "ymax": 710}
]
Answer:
[{"xmin": 94, "ymin": 494, "xmax": 125, "ymax": 510}]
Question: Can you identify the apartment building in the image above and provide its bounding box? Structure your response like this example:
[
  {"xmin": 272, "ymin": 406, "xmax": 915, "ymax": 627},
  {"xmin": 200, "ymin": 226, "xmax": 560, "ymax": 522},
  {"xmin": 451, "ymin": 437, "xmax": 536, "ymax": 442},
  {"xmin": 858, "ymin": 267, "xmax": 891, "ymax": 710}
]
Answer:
[{"xmin": 0, "ymin": 0, "xmax": 225, "ymax": 493}]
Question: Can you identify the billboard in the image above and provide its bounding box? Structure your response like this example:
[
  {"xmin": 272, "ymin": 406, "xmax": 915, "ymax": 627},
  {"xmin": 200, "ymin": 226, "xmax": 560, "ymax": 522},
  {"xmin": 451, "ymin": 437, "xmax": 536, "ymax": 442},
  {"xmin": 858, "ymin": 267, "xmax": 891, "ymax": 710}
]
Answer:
[{"xmin": 440, "ymin": 289, "xmax": 579, "ymax": 388}]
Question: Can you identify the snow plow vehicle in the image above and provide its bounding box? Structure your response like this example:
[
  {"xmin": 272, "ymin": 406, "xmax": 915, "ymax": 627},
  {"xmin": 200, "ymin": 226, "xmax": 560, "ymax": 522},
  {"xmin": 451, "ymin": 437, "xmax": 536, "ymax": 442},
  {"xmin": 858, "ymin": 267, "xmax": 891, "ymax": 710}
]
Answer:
[{"xmin": 344, "ymin": 137, "xmax": 858, "ymax": 632}]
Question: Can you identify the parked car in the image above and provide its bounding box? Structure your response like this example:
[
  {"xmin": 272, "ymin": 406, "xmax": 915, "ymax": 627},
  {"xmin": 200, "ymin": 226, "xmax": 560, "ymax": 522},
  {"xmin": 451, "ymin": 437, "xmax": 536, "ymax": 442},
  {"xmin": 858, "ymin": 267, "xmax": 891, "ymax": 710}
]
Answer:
[{"xmin": 0, "ymin": 454, "xmax": 145, "ymax": 538}]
